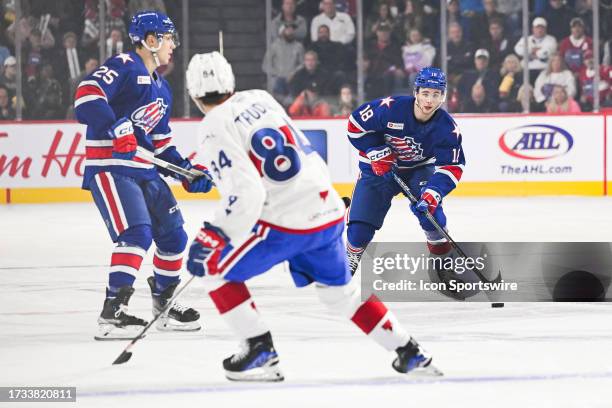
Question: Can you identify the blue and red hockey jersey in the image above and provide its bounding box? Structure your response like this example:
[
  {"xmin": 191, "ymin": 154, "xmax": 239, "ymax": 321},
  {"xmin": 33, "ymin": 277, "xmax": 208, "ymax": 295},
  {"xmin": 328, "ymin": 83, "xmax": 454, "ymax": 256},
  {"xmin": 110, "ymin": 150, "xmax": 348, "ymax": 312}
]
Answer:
[
  {"xmin": 74, "ymin": 51, "xmax": 183, "ymax": 189},
  {"xmin": 347, "ymin": 95, "xmax": 466, "ymax": 197}
]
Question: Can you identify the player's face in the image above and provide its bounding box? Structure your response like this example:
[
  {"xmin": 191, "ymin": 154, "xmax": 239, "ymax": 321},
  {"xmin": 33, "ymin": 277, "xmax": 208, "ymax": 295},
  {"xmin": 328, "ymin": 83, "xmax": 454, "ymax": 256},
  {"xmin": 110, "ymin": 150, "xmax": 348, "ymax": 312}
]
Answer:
[
  {"xmin": 156, "ymin": 33, "xmax": 177, "ymax": 65},
  {"xmin": 416, "ymin": 88, "xmax": 443, "ymax": 115}
]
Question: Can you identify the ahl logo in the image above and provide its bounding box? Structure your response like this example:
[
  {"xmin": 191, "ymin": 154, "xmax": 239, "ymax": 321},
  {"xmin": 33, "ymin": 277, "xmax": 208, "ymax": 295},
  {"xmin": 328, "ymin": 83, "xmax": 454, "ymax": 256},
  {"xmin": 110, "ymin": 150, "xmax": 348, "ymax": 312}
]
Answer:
[
  {"xmin": 131, "ymin": 98, "xmax": 168, "ymax": 134},
  {"xmin": 498, "ymin": 124, "xmax": 573, "ymax": 160}
]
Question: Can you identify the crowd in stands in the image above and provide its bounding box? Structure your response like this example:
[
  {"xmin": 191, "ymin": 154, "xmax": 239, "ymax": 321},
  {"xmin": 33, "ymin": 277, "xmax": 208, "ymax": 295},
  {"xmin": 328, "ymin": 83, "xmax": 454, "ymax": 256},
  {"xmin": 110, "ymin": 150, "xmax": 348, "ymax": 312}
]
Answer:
[
  {"xmin": 265, "ymin": 0, "xmax": 612, "ymax": 118},
  {"xmin": 0, "ymin": 0, "xmax": 610, "ymax": 120},
  {"xmin": 0, "ymin": 0, "xmax": 169, "ymax": 120}
]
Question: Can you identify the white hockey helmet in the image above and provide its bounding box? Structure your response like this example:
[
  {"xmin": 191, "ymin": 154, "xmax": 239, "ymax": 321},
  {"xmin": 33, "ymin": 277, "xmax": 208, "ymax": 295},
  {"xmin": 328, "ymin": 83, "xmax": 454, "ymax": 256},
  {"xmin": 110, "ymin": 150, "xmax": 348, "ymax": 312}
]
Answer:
[{"xmin": 186, "ymin": 51, "xmax": 235, "ymax": 99}]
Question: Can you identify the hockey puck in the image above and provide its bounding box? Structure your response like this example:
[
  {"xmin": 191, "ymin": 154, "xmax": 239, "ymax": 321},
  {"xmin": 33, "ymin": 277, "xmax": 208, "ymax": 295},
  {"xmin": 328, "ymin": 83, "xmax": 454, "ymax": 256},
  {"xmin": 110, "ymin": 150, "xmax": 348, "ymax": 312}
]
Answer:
[{"xmin": 491, "ymin": 302, "xmax": 505, "ymax": 308}]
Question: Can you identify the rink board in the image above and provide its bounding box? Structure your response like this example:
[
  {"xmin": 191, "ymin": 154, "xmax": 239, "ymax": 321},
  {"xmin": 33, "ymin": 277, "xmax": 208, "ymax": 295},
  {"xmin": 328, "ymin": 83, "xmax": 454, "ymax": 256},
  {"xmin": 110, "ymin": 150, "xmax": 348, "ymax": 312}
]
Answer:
[{"xmin": 0, "ymin": 113, "xmax": 609, "ymax": 203}]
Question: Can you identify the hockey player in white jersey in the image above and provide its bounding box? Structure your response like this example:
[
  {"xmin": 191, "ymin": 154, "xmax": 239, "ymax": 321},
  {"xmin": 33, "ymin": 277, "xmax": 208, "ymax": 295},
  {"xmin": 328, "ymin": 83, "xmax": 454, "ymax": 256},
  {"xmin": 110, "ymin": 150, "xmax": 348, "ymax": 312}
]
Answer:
[{"xmin": 184, "ymin": 52, "xmax": 441, "ymax": 381}]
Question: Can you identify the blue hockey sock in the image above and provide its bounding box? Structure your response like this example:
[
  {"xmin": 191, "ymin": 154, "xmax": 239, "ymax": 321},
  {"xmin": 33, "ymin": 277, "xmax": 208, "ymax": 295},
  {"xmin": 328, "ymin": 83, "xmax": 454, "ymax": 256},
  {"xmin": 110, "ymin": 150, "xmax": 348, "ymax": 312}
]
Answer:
[
  {"xmin": 107, "ymin": 272, "xmax": 136, "ymax": 297},
  {"xmin": 153, "ymin": 272, "xmax": 180, "ymax": 293}
]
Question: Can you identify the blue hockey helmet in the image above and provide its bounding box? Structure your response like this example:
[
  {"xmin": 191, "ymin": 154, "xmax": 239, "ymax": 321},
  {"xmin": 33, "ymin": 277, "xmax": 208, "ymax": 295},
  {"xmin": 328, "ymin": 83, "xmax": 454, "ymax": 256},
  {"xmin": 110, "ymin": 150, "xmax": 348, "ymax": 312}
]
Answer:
[
  {"xmin": 128, "ymin": 11, "xmax": 179, "ymax": 47},
  {"xmin": 414, "ymin": 67, "xmax": 447, "ymax": 93}
]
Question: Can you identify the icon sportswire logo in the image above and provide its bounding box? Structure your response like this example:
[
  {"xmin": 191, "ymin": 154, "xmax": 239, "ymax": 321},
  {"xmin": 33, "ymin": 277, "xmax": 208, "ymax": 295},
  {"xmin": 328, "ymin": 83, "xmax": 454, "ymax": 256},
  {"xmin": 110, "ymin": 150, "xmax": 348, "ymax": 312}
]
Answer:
[{"xmin": 498, "ymin": 124, "xmax": 574, "ymax": 160}]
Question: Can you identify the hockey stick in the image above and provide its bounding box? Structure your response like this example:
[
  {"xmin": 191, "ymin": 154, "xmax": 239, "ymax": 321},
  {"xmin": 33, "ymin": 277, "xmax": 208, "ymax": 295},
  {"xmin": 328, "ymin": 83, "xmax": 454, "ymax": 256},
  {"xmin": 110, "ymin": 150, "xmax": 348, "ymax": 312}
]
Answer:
[
  {"xmin": 136, "ymin": 147, "xmax": 210, "ymax": 183},
  {"xmin": 112, "ymin": 275, "xmax": 197, "ymax": 365},
  {"xmin": 390, "ymin": 170, "xmax": 503, "ymax": 289}
]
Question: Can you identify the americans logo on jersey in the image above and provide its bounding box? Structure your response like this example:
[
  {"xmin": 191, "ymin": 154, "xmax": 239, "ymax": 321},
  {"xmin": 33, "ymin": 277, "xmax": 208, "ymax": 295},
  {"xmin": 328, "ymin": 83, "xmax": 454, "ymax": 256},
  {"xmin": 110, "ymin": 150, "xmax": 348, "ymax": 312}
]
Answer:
[
  {"xmin": 131, "ymin": 98, "xmax": 168, "ymax": 134},
  {"xmin": 385, "ymin": 135, "xmax": 425, "ymax": 161}
]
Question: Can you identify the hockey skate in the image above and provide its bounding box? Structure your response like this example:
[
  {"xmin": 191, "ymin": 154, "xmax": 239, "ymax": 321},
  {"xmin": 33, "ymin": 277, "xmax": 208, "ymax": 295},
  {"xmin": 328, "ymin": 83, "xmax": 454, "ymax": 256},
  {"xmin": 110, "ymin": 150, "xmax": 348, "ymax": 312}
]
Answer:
[
  {"xmin": 95, "ymin": 286, "xmax": 148, "ymax": 341},
  {"xmin": 147, "ymin": 276, "xmax": 201, "ymax": 332},
  {"xmin": 223, "ymin": 332, "xmax": 284, "ymax": 382},
  {"xmin": 392, "ymin": 338, "xmax": 443, "ymax": 376}
]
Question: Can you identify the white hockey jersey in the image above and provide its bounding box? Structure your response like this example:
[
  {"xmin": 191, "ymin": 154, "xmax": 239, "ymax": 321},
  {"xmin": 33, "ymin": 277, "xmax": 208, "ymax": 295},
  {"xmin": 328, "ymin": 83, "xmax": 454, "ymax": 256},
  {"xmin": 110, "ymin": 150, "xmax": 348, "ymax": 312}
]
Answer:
[{"xmin": 194, "ymin": 89, "xmax": 345, "ymax": 244}]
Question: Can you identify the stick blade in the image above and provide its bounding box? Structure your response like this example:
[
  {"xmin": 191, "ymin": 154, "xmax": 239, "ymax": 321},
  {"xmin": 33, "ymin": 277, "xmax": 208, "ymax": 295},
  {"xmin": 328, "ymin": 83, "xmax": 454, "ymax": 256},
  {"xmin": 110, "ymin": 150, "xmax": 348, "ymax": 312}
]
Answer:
[{"xmin": 112, "ymin": 351, "xmax": 132, "ymax": 365}]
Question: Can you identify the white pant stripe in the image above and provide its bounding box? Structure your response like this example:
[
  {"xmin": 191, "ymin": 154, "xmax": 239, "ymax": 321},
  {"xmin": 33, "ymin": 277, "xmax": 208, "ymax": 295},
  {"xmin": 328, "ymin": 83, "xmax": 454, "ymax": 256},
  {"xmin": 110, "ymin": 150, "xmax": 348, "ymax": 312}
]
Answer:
[{"xmin": 106, "ymin": 174, "xmax": 129, "ymax": 234}]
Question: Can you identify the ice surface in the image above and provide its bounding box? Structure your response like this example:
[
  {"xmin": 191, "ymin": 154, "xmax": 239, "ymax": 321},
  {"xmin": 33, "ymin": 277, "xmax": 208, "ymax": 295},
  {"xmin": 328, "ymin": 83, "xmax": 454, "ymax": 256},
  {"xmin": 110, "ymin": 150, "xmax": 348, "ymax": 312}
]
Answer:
[{"xmin": 1, "ymin": 197, "xmax": 611, "ymax": 407}]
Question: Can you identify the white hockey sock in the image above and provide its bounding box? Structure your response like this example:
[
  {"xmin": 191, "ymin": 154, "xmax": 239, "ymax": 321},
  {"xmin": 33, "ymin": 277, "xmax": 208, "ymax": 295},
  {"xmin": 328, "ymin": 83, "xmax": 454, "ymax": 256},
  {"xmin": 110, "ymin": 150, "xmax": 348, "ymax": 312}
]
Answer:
[
  {"xmin": 204, "ymin": 279, "xmax": 269, "ymax": 340},
  {"xmin": 316, "ymin": 282, "xmax": 410, "ymax": 351}
]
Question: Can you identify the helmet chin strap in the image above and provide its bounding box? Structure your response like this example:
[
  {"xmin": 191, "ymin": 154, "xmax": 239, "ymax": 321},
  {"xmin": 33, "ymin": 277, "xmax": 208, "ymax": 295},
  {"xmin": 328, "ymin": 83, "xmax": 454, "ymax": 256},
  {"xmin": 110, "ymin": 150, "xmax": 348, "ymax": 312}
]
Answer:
[{"xmin": 141, "ymin": 36, "xmax": 164, "ymax": 67}]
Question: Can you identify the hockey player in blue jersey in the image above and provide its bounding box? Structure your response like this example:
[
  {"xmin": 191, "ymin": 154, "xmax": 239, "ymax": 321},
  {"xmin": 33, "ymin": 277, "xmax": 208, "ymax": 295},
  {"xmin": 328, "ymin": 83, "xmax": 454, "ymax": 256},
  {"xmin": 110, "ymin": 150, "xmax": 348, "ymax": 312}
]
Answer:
[
  {"xmin": 74, "ymin": 11, "xmax": 213, "ymax": 340},
  {"xmin": 345, "ymin": 67, "xmax": 465, "ymax": 275}
]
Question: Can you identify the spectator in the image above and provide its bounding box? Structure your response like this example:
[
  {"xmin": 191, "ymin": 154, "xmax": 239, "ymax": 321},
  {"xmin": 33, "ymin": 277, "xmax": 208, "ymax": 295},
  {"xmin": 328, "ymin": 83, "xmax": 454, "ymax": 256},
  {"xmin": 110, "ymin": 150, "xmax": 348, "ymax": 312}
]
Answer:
[
  {"xmin": 310, "ymin": 0, "xmax": 355, "ymax": 45},
  {"xmin": 271, "ymin": 0, "xmax": 307, "ymax": 43},
  {"xmin": 446, "ymin": 22, "xmax": 474, "ymax": 82},
  {"xmin": 559, "ymin": 17, "xmax": 592, "ymax": 74},
  {"xmin": 516, "ymin": 83, "xmax": 546, "ymax": 112},
  {"xmin": 54, "ymin": 32, "xmax": 81, "ymax": 87},
  {"xmin": 81, "ymin": 0, "xmax": 127, "ymax": 58},
  {"xmin": 577, "ymin": 50, "xmax": 611, "ymax": 110},
  {"xmin": 331, "ymin": 84, "xmax": 357, "ymax": 117},
  {"xmin": 262, "ymin": 22, "xmax": 305, "ymax": 106},
  {"xmin": 289, "ymin": 50, "xmax": 332, "ymax": 97},
  {"xmin": 6, "ymin": 15, "xmax": 56, "ymax": 50},
  {"xmin": 497, "ymin": 53, "xmax": 524, "ymax": 111},
  {"xmin": 128, "ymin": 0, "xmax": 166, "ymax": 16},
  {"xmin": 514, "ymin": 17, "xmax": 558, "ymax": 83},
  {"xmin": 460, "ymin": 0, "xmax": 485, "ymax": 17},
  {"xmin": 309, "ymin": 24, "xmax": 349, "ymax": 73},
  {"xmin": 479, "ymin": 17, "xmax": 513, "ymax": 71},
  {"xmin": 25, "ymin": 29, "xmax": 49, "ymax": 82},
  {"xmin": 458, "ymin": 48, "xmax": 501, "ymax": 105},
  {"xmin": 366, "ymin": 2, "xmax": 396, "ymax": 40},
  {"xmin": 471, "ymin": 0, "xmax": 507, "ymax": 42},
  {"xmin": 461, "ymin": 82, "xmax": 492, "ymax": 113},
  {"xmin": 288, "ymin": 80, "xmax": 332, "ymax": 117},
  {"xmin": 66, "ymin": 57, "xmax": 99, "ymax": 119},
  {"xmin": 542, "ymin": 0, "xmax": 576, "ymax": 41},
  {"xmin": 31, "ymin": 63, "xmax": 63, "ymax": 119},
  {"xmin": 0, "ymin": 56, "xmax": 17, "ymax": 99},
  {"xmin": 394, "ymin": 0, "xmax": 425, "ymax": 43},
  {"xmin": 604, "ymin": 37, "xmax": 611, "ymax": 66},
  {"xmin": 364, "ymin": 22, "xmax": 404, "ymax": 99},
  {"xmin": 496, "ymin": 0, "xmax": 521, "ymax": 36},
  {"xmin": 0, "ymin": 84, "xmax": 15, "ymax": 120},
  {"xmin": 446, "ymin": 0, "xmax": 470, "ymax": 41},
  {"xmin": 401, "ymin": 27, "xmax": 435, "ymax": 91},
  {"xmin": 106, "ymin": 27, "xmax": 125, "ymax": 56},
  {"xmin": 575, "ymin": 0, "xmax": 600, "ymax": 38},
  {"xmin": 534, "ymin": 53, "xmax": 576, "ymax": 103},
  {"xmin": 546, "ymin": 84, "xmax": 581, "ymax": 112}
]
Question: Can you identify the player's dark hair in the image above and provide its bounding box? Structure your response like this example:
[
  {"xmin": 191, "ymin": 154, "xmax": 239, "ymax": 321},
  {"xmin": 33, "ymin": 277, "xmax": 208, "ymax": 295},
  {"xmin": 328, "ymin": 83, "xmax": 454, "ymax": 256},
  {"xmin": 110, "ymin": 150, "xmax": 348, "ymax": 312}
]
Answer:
[
  {"xmin": 134, "ymin": 31, "xmax": 156, "ymax": 49},
  {"xmin": 195, "ymin": 92, "xmax": 232, "ymax": 105}
]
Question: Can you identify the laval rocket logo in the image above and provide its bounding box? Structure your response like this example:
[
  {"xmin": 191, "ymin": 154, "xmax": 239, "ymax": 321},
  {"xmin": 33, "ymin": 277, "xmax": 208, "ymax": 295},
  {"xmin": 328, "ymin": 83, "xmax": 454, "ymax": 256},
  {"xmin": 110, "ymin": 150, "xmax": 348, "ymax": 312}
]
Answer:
[
  {"xmin": 131, "ymin": 98, "xmax": 168, "ymax": 134},
  {"xmin": 498, "ymin": 124, "xmax": 574, "ymax": 160}
]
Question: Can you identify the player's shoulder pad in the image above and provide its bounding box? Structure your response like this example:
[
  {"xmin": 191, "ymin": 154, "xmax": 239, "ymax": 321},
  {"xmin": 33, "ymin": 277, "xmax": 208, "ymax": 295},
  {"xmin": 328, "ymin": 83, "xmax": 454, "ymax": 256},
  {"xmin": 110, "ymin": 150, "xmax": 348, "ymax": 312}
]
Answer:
[
  {"xmin": 348, "ymin": 97, "xmax": 394, "ymax": 135},
  {"xmin": 434, "ymin": 109, "xmax": 462, "ymax": 145}
]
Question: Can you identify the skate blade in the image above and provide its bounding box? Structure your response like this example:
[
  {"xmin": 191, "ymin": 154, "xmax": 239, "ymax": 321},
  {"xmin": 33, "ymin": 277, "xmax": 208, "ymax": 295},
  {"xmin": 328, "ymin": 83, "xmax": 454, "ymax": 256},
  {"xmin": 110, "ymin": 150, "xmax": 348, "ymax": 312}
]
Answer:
[
  {"xmin": 409, "ymin": 363, "xmax": 444, "ymax": 377},
  {"xmin": 155, "ymin": 316, "xmax": 201, "ymax": 332},
  {"xmin": 94, "ymin": 324, "xmax": 145, "ymax": 341},
  {"xmin": 225, "ymin": 361, "xmax": 285, "ymax": 382}
]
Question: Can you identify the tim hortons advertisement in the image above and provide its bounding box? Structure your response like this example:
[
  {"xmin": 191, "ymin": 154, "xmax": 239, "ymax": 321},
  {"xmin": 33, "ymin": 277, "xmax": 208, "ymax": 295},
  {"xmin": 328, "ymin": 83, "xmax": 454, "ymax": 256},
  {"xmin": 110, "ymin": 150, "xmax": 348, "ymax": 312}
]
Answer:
[{"xmin": 0, "ymin": 120, "xmax": 357, "ymax": 189}]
